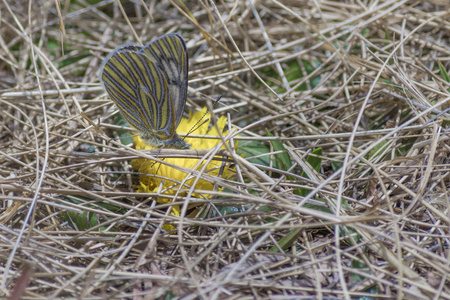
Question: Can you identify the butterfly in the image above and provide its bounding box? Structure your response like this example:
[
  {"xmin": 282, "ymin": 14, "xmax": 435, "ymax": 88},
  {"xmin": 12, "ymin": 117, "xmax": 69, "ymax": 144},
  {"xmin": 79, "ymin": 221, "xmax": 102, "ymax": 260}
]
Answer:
[{"xmin": 100, "ymin": 33, "xmax": 190, "ymax": 149}]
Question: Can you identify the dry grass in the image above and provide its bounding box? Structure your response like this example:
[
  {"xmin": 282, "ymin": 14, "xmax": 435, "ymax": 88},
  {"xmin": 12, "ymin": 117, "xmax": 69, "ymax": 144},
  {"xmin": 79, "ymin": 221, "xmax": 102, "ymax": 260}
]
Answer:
[{"xmin": 1, "ymin": 0, "xmax": 450, "ymax": 299}]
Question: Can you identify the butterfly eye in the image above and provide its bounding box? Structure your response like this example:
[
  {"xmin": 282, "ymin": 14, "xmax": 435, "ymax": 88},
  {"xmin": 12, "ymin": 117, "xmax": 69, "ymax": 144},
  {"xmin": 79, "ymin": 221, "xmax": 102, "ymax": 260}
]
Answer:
[{"xmin": 100, "ymin": 34, "xmax": 190, "ymax": 149}]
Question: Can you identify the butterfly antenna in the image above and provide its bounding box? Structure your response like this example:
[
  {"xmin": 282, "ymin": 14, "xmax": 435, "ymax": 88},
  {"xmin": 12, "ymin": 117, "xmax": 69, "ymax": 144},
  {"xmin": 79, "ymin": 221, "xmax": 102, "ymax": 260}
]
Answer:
[{"xmin": 183, "ymin": 95, "xmax": 222, "ymax": 140}]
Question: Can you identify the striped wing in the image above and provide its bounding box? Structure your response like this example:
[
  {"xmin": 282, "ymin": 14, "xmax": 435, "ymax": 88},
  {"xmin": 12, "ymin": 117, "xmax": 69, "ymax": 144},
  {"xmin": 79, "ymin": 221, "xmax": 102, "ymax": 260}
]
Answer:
[
  {"xmin": 140, "ymin": 33, "xmax": 188, "ymax": 128},
  {"xmin": 100, "ymin": 48, "xmax": 177, "ymax": 140}
]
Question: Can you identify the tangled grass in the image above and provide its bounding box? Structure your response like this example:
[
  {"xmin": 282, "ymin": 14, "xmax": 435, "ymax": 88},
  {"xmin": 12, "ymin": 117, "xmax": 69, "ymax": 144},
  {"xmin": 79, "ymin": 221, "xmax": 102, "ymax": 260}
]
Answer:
[{"xmin": 1, "ymin": 0, "xmax": 449, "ymax": 299}]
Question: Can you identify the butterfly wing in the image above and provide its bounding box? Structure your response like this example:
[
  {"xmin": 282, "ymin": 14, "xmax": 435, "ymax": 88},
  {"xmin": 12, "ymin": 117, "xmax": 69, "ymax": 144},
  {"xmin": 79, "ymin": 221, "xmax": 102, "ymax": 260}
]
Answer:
[
  {"xmin": 99, "ymin": 34, "xmax": 190, "ymax": 148},
  {"xmin": 100, "ymin": 48, "xmax": 176, "ymax": 140},
  {"xmin": 140, "ymin": 33, "xmax": 188, "ymax": 129}
]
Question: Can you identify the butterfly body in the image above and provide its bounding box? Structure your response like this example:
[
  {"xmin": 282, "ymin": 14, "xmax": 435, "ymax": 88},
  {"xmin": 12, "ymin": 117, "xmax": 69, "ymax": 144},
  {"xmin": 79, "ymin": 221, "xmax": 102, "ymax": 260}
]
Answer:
[{"xmin": 100, "ymin": 33, "xmax": 190, "ymax": 149}]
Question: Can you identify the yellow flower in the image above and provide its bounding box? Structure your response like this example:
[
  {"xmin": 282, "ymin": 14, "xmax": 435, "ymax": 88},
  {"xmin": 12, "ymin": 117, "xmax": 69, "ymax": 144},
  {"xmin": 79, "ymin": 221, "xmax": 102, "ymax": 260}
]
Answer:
[{"xmin": 131, "ymin": 108, "xmax": 234, "ymax": 231}]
